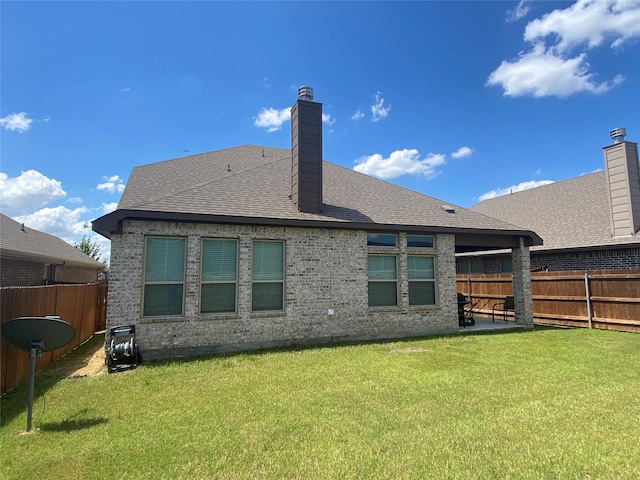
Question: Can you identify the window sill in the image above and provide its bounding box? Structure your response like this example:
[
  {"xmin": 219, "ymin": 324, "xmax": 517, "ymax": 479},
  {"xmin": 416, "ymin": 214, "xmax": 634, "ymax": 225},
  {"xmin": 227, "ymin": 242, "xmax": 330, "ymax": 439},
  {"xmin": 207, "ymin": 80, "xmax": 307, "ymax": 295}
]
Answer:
[
  {"xmin": 197, "ymin": 313, "xmax": 241, "ymax": 321},
  {"xmin": 140, "ymin": 316, "xmax": 186, "ymax": 324},
  {"xmin": 250, "ymin": 311, "xmax": 286, "ymax": 319}
]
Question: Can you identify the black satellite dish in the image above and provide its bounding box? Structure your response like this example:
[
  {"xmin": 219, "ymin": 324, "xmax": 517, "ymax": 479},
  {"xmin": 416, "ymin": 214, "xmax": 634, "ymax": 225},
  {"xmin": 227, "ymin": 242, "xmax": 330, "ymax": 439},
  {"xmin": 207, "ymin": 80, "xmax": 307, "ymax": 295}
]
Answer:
[{"xmin": 1, "ymin": 316, "xmax": 76, "ymax": 432}]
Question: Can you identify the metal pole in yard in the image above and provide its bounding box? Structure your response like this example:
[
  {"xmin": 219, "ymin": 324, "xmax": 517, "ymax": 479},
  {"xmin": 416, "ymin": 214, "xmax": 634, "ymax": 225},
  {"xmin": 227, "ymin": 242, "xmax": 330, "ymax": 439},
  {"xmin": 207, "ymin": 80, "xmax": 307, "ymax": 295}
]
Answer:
[{"xmin": 584, "ymin": 273, "xmax": 593, "ymax": 329}]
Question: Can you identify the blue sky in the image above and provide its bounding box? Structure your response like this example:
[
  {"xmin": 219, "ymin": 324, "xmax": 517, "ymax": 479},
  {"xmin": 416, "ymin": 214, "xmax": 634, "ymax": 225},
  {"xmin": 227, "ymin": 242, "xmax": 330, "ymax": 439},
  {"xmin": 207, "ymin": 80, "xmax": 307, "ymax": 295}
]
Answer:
[{"xmin": 1, "ymin": 0, "xmax": 639, "ymax": 263}]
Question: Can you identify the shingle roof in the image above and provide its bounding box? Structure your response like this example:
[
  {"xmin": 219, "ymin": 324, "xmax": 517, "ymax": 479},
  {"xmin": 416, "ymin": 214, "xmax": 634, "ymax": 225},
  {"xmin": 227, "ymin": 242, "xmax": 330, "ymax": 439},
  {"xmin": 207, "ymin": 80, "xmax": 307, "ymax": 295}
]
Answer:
[
  {"xmin": 470, "ymin": 171, "xmax": 640, "ymax": 252},
  {"xmin": 94, "ymin": 144, "xmax": 541, "ymax": 247},
  {"xmin": 0, "ymin": 213, "xmax": 104, "ymax": 267}
]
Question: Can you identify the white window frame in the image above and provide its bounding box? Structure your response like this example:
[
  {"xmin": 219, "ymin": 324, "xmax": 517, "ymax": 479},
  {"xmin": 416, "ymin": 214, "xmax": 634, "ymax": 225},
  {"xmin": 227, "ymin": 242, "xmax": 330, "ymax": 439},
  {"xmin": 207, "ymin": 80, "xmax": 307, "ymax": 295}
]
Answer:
[
  {"xmin": 142, "ymin": 236, "xmax": 186, "ymax": 317},
  {"xmin": 367, "ymin": 254, "xmax": 398, "ymax": 307},
  {"xmin": 200, "ymin": 238, "xmax": 239, "ymax": 314},
  {"xmin": 251, "ymin": 240, "xmax": 285, "ymax": 312},
  {"xmin": 408, "ymin": 254, "xmax": 437, "ymax": 306}
]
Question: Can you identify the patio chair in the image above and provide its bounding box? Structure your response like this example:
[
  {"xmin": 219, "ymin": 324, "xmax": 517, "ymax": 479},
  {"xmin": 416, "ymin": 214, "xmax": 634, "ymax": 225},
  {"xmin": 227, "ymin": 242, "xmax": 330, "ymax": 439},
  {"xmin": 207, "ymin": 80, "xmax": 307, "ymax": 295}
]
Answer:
[
  {"xmin": 457, "ymin": 293, "xmax": 474, "ymax": 327},
  {"xmin": 492, "ymin": 296, "xmax": 514, "ymax": 323}
]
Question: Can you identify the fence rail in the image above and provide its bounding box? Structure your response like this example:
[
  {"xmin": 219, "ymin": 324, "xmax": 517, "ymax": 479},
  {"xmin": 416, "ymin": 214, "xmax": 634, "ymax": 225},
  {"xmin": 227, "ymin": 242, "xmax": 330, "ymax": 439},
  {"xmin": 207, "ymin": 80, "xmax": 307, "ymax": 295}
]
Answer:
[
  {"xmin": 457, "ymin": 270, "xmax": 640, "ymax": 333},
  {"xmin": 1, "ymin": 281, "xmax": 107, "ymax": 395}
]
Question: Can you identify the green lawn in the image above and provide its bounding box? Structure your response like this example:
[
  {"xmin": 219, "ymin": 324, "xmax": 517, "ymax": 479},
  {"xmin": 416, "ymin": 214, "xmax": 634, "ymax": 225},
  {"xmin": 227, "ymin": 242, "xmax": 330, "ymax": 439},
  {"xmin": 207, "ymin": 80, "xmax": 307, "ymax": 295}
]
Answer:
[{"xmin": 2, "ymin": 328, "xmax": 639, "ymax": 479}]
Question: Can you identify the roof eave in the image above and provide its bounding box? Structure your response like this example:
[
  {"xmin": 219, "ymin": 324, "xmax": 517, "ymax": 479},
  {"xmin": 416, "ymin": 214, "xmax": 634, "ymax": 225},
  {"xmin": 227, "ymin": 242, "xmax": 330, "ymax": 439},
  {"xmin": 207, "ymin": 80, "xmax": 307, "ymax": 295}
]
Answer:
[
  {"xmin": 0, "ymin": 248, "xmax": 102, "ymax": 268},
  {"xmin": 92, "ymin": 209, "xmax": 542, "ymax": 249}
]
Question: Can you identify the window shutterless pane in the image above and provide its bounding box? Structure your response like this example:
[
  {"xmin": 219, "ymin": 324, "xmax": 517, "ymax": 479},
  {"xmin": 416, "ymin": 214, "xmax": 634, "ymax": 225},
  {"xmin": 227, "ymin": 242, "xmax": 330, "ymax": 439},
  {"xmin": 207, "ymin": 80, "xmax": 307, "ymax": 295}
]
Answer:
[
  {"xmin": 201, "ymin": 283, "xmax": 236, "ymax": 313},
  {"xmin": 471, "ymin": 258, "xmax": 484, "ymax": 273},
  {"xmin": 407, "ymin": 235, "xmax": 434, "ymax": 248},
  {"xmin": 368, "ymin": 282, "xmax": 397, "ymax": 307},
  {"xmin": 409, "ymin": 282, "xmax": 436, "ymax": 306},
  {"xmin": 252, "ymin": 241, "xmax": 283, "ymax": 281},
  {"xmin": 367, "ymin": 256, "xmax": 397, "ymax": 280},
  {"xmin": 367, "ymin": 233, "xmax": 397, "ymax": 247},
  {"xmin": 145, "ymin": 238, "xmax": 185, "ymax": 282},
  {"xmin": 501, "ymin": 258, "xmax": 513, "ymax": 273},
  {"xmin": 202, "ymin": 239, "xmax": 237, "ymax": 281},
  {"xmin": 252, "ymin": 283, "xmax": 284, "ymax": 311},
  {"xmin": 143, "ymin": 284, "xmax": 184, "ymax": 316},
  {"xmin": 408, "ymin": 256, "xmax": 434, "ymax": 279}
]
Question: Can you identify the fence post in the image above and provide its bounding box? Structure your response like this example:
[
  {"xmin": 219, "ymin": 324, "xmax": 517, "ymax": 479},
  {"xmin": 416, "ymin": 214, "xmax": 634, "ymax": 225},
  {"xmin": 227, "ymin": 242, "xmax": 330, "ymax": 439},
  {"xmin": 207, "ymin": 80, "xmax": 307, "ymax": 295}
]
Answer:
[{"xmin": 584, "ymin": 273, "xmax": 593, "ymax": 329}]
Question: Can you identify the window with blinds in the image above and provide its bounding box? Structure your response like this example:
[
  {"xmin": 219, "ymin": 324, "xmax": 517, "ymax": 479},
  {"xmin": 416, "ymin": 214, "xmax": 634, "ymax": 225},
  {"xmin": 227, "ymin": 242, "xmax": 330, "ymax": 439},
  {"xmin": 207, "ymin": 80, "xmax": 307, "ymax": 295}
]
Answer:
[
  {"xmin": 408, "ymin": 255, "xmax": 436, "ymax": 305},
  {"xmin": 252, "ymin": 240, "xmax": 284, "ymax": 311},
  {"xmin": 201, "ymin": 239, "xmax": 238, "ymax": 313},
  {"xmin": 143, "ymin": 237, "xmax": 186, "ymax": 316},
  {"xmin": 367, "ymin": 255, "xmax": 397, "ymax": 307}
]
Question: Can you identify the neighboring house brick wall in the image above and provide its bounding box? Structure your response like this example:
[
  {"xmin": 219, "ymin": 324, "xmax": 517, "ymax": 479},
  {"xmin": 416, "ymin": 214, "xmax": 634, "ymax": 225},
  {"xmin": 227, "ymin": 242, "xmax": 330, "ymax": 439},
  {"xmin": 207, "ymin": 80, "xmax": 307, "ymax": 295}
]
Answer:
[
  {"xmin": 55, "ymin": 264, "xmax": 99, "ymax": 283},
  {"xmin": 530, "ymin": 248, "xmax": 640, "ymax": 271},
  {"xmin": 107, "ymin": 220, "xmax": 458, "ymax": 359},
  {"xmin": 1, "ymin": 258, "xmax": 45, "ymax": 286}
]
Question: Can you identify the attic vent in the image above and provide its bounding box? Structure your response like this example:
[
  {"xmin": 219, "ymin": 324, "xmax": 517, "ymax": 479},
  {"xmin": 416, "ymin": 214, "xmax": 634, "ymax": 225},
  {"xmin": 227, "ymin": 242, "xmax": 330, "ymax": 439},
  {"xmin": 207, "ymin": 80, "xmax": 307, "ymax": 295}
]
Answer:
[
  {"xmin": 298, "ymin": 86, "xmax": 314, "ymax": 101},
  {"xmin": 441, "ymin": 205, "xmax": 456, "ymax": 213},
  {"xmin": 610, "ymin": 128, "xmax": 626, "ymax": 144}
]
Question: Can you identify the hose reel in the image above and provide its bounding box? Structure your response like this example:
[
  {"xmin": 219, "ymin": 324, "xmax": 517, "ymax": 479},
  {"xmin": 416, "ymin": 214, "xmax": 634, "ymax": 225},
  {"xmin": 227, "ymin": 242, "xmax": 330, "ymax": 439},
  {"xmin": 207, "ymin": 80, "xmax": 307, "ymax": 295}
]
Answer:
[{"xmin": 106, "ymin": 325, "xmax": 141, "ymax": 373}]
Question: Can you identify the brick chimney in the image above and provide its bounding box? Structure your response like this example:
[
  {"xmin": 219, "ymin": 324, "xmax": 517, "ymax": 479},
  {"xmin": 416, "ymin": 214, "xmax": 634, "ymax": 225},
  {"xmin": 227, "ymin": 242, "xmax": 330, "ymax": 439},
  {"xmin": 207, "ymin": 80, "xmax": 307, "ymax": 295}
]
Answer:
[
  {"xmin": 291, "ymin": 86, "xmax": 323, "ymax": 213},
  {"xmin": 603, "ymin": 128, "xmax": 640, "ymax": 236}
]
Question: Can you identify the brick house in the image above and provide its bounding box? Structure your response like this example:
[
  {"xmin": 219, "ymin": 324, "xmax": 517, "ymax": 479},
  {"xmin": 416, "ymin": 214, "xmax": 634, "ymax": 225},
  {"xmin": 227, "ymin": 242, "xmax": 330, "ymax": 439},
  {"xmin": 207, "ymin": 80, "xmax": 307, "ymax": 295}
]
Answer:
[
  {"xmin": 1, "ymin": 213, "xmax": 103, "ymax": 286},
  {"xmin": 92, "ymin": 87, "xmax": 541, "ymax": 360},
  {"xmin": 464, "ymin": 129, "xmax": 640, "ymax": 273}
]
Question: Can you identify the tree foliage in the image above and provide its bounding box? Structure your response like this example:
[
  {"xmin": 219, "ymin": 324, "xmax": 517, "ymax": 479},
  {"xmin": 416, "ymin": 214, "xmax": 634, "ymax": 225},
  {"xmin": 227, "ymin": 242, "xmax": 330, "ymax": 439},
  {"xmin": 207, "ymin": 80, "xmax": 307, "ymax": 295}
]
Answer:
[
  {"xmin": 75, "ymin": 235, "xmax": 109, "ymax": 276},
  {"xmin": 76, "ymin": 235, "xmax": 102, "ymax": 260}
]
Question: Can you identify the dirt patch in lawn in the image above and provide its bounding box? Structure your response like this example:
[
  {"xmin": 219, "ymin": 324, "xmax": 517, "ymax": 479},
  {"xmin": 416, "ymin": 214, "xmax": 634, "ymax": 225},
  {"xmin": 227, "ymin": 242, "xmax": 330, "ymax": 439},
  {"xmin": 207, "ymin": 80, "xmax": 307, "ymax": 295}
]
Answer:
[{"xmin": 67, "ymin": 336, "xmax": 106, "ymax": 378}]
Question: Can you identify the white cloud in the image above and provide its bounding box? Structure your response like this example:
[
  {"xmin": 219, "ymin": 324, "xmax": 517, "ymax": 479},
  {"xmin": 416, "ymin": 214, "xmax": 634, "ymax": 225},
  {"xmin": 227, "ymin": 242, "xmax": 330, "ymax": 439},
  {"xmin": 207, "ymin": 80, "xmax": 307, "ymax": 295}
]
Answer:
[
  {"xmin": 451, "ymin": 146, "xmax": 474, "ymax": 159},
  {"xmin": 68, "ymin": 196, "xmax": 83, "ymax": 203},
  {"xmin": 0, "ymin": 170, "xmax": 66, "ymax": 216},
  {"xmin": 507, "ymin": 0, "xmax": 532, "ymax": 22},
  {"xmin": 322, "ymin": 113, "xmax": 336, "ymax": 127},
  {"xmin": 0, "ymin": 112, "xmax": 34, "ymax": 132},
  {"xmin": 351, "ymin": 108, "xmax": 365, "ymax": 121},
  {"xmin": 478, "ymin": 180, "xmax": 554, "ymax": 201},
  {"xmin": 254, "ymin": 107, "xmax": 291, "ymax": 132},
  {"xmin": 524, "ymin": 0, "xmax": 640, "ymax": 52},
  {"xmin": 370, "ymin": 92, "xmax": 391, "ymax": 122},
  {"xmin": 487, "ymin": 43, "xmax": 624, "ymax": 97},
  {"xmin": 262, "ymin": 77, "xmax": 273, "ymax": 89},
  {"xmin": 14, "ymin": 205, "xmax": 90, "ymax": 244},
  {"xmin": 121, "ymin": 88, "xmax": 131, "ymax": 93},
  {"xmin": 101, "ymin": 202, "xmax": 118, "ymax": 214},
  {"xmin": 14, "ymin": 205, "xmax": 112, "ymax": 263},
  {"xmin": 354, "ymin": 149, "xmax": 446, "ymax": 179},
  {"xmin": 96, "ymin": 175, "xmax": 125, "ymax": 193},
  {"xmin": 489, "ymin": 0, "xmax": 638, "ymax": 98}
]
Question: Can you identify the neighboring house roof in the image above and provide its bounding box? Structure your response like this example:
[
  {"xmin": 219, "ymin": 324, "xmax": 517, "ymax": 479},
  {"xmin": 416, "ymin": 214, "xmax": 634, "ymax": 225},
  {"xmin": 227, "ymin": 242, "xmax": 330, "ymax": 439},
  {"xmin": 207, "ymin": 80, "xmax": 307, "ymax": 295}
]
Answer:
[
  {"xmin": 471, "ymin": 171, "xmax": 640, "ymax": 253},
  {"xmin": 0, "ymin": 213, "xmax": 104, "ymax": 268},
  {"xmin": 93, "ymin": 145, "xmax": 541, "ymax": 251}
]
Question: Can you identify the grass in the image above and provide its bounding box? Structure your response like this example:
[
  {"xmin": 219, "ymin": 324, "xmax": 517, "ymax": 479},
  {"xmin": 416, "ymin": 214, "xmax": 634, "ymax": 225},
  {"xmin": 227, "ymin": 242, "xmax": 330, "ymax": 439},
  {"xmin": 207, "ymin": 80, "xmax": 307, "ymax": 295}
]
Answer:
[{"xmin": 2, "ymin": 327, "xmax": 640, "ymax": 479}]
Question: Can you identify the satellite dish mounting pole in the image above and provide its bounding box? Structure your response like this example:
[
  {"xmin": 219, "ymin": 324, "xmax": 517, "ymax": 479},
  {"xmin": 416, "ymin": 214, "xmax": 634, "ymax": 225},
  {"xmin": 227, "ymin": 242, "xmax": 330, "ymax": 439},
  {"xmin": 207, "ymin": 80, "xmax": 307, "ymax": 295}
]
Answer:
[{"xmin": 27, "ymin": 341, "xmax": 44, "ymax": 432}]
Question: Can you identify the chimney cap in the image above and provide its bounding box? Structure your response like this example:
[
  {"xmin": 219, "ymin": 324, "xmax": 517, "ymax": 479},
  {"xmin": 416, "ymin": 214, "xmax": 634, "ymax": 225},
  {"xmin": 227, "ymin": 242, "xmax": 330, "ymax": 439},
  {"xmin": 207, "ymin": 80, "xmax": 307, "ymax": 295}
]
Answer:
[
  {"xmin": 298, "ymin": 86, "xmax": 314, "ymax": 101},
  {"xmin": 610, "ymin": 128, "xmax": 626, "ymax": 143}
]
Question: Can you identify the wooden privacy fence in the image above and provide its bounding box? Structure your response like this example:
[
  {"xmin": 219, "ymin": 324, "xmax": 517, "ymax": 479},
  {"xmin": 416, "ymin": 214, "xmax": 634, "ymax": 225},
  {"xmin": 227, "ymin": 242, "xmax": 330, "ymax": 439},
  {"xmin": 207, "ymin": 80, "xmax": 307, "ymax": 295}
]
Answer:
[
  {"xmin": 457, "ymin": 270, "xmax": 640, "ymax": 333},
  {"xmin": 0, "ymin": 281, "xmax": 108, "ymax": 395}
]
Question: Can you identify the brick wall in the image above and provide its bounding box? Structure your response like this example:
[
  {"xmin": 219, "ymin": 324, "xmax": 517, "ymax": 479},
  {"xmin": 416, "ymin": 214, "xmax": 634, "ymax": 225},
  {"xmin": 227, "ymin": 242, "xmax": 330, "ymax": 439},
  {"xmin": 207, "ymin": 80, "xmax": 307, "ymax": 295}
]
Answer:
[
  {"xmin": 0, "ymin": 258, "xmax": 45, "ymax": 286},
  {"xmin": 55, "ymin": 264, "xmax": 99, "ymax": 283},
  {"xmin": 530, "ymin": 247, "xmax": 640, "ymax": 271},
  {"xmin": 107, "ymin": 220, "xmax": 458, "ymax": 359}
]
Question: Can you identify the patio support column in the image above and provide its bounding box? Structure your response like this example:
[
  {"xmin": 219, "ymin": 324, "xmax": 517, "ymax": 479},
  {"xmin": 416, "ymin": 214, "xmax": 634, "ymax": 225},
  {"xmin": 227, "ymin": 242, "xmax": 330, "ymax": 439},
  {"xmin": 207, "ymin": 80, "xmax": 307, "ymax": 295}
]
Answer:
[{"xmin": 511, "ymin": 237, "xmax": 533, "ymax": 327}]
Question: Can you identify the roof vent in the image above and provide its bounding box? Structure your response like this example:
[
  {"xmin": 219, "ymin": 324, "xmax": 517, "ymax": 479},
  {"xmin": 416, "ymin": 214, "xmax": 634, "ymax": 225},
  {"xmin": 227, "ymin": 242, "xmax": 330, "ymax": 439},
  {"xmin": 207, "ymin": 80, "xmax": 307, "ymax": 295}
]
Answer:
[
  {"xmin": 298, "ymin": 86, "xmax": 314, "ymax": 101},
  {"xmin": 610, "ymin": 128, "xmax": 626, "ymax": 144},
  {"xmin": 441, "ymin": 205, "xmax": 456, "ymax": 213}
]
